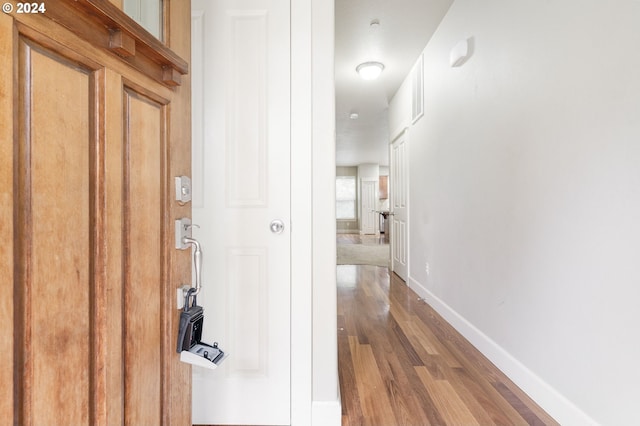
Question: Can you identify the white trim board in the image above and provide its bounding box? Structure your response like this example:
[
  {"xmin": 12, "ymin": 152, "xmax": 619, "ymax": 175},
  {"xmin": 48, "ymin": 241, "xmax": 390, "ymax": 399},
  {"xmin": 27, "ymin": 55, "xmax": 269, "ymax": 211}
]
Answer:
[
  {"xmin": 312, "ymin": 400, "xmax": 342, "ymax": 426},
  {"xmin": 407, "ymin": 276, "xmax": 598, "ymax": 426}
]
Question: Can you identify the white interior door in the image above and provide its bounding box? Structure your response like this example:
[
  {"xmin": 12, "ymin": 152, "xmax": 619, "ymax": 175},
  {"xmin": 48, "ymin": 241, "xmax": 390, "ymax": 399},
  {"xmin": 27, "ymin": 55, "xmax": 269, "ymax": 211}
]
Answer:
[
  {"xmin": 191, "ymin": 0, "xmax": 291, "ymax": 424},
  {"xmin": 391, "ymin": 132, "xmax": 409, "ymax": 281},
  {"xmin": 361, "ymin": 180, "xmax": 377, "ymax": 235}
]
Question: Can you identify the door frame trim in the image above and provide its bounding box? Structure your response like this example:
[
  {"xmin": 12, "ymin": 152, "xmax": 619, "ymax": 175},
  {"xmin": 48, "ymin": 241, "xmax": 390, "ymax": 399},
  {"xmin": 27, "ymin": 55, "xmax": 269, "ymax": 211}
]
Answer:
[
  {"xmin": 290, "ymin": 0, "xmax": 313, "ymax": 422},
  {"xmin": 291, "ymin": 0, "xmax": 340, "ymax": 424}
]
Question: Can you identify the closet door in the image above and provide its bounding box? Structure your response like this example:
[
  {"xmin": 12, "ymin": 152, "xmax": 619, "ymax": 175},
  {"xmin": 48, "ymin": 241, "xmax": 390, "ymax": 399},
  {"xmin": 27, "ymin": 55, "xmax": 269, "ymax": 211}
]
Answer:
[
  {"xmin": 361, "ymin": 180, "xmax": 378, "ymax": 235},
  {"xmin": 391, "ymin": 131, "xmax": 409, "ymax": 281},
  {"xmin": 191, "ymin": 0, "xmax": 292, "ymax": 424}
]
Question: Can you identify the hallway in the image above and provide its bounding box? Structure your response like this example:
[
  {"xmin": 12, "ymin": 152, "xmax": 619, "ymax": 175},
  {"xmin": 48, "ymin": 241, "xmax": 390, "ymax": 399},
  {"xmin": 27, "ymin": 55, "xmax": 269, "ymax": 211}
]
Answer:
[{"xmin": 337, "ymin": 263, "xmax": 558, "ymax": 425}]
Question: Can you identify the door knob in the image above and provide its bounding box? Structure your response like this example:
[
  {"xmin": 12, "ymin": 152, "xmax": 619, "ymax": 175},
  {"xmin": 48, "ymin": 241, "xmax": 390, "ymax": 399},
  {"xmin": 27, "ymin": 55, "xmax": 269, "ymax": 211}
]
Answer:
[{"xmin": 270, "ymin": 219, "xmax": 285, "ymax": 234}]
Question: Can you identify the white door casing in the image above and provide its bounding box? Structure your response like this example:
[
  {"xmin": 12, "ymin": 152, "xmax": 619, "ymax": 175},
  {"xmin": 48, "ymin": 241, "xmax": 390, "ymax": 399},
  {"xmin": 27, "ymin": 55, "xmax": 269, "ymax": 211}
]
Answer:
[
  {"xmin": 191, "ymin": 0, "xmax": 291, "ymax": 424},
  {"xmin": 391, "ymin": 131, "xmax": 409, "ymax": 281},
  {"xmin": 361, "ymin": 180, "xmax": 377, "ymax": 235}
]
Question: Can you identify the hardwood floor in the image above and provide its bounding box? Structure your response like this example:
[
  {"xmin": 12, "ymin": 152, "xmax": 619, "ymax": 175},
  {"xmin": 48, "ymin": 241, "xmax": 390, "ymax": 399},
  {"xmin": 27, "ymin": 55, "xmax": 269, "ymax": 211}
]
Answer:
[{"xmin": 337, "ymin": 265, "xmax": 558, "ymax": 426}]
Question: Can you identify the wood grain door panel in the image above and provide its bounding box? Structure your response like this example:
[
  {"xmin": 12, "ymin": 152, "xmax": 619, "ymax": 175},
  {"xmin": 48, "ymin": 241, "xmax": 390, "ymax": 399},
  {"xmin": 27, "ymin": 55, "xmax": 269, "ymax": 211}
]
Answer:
[
  {"xmin": 122, "ymin": 86, "xmax": 166, "ymax": 425},
  {"xmin": 1, "ymin": 2, "xmax": 192, "ymax": 423},
  {"xmin": 15, "ymin": 38, "xmax": 94, "ymax": 425}
]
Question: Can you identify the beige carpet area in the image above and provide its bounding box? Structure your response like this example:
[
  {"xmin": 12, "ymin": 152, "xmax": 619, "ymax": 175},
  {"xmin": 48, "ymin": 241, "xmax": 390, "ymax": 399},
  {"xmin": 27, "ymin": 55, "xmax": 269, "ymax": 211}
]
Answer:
[{"xmin": 337, "ymin": 243, "xmax": 390, "ymax": 267}]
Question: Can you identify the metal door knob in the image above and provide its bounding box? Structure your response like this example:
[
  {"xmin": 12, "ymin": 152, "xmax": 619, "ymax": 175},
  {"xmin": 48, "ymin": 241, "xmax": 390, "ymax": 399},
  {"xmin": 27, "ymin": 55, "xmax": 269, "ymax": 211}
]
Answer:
[{"xmin": 270, "ymin": 219, "xmax": 285, "ymax": 234}]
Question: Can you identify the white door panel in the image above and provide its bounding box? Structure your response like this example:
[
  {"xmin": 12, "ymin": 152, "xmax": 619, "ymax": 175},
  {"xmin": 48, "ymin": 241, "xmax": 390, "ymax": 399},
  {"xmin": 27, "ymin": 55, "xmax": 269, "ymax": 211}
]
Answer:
[
  {"xmin": 191, "ymin": 0, "xmax": 291, "ymax": 424},
  {"xmin": 391, "ymin": 132, "xmax": 409, "ymax": 281},
  {"xmin": 361, "ymin": 180, "xmax": 377, "ymax": 235}
]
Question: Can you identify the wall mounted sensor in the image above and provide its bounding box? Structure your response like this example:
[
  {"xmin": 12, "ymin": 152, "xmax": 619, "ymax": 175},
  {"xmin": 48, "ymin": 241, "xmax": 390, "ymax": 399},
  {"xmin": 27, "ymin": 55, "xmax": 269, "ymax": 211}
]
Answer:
[{"xmin": 450, "ymin": 39, "xmax": 470, "ymax": 67}]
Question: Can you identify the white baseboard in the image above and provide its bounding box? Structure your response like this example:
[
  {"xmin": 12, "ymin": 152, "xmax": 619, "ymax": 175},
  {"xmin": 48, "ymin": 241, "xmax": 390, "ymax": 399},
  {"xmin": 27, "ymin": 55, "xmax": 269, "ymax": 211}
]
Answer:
[
  {"xmin": 407, "ymin": 276, "xmax": 597, "ymax": 426},
  {"xmin": 311, "ymin": 400, "xmax": 341, "ymax": 426}
]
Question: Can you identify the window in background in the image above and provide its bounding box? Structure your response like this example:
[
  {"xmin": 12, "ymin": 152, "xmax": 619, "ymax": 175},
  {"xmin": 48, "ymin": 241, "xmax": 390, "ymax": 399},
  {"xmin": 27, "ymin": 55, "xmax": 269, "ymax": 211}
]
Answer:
[{"xmin": 336, "ymin": 176, "xmax": 356, "ymax": 219}]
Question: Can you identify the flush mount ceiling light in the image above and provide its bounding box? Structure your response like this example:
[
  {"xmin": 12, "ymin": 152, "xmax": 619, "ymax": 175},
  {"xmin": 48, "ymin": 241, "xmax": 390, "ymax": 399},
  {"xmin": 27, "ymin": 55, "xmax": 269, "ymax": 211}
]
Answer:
[{"xmin": 356, "ymin": 61, "xmax": 385, "ymax": 80}]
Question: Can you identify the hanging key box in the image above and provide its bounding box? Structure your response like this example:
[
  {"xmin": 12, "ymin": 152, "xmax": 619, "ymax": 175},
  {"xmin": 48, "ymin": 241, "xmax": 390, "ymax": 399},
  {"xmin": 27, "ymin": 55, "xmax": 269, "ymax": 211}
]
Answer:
[{"xmin": 177, "ymin": 288, "xmax": 227, "ymax": 368}]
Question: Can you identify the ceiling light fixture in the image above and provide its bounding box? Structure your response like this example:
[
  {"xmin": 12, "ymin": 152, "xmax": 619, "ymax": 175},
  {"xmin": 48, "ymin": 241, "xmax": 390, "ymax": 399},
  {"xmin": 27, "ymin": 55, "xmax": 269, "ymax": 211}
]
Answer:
[{"xmin": 356, "ymin": 61, "xmax": 385, "ymax": 81}]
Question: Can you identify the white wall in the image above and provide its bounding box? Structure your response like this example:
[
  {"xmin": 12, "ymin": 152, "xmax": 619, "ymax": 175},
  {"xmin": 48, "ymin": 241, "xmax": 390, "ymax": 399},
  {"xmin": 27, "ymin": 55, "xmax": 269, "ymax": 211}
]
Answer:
[
  {"xmin": 390, "ymin": 0, "xmax": 640, "ymax": 424},
  {"xmin": 388, "ymin": 75, "xmax": 412, "ymax": 140},
  {"xmin": 357, "ymin": 163, "xmax": 379, "ymax": 180}
]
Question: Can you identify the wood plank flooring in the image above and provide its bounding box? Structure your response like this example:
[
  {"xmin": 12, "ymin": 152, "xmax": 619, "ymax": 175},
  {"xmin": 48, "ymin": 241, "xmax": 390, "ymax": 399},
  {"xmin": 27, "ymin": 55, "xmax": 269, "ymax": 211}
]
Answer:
[{"xmin": 337, "ymin": 264, "xmax": 558, "ymax": 426}]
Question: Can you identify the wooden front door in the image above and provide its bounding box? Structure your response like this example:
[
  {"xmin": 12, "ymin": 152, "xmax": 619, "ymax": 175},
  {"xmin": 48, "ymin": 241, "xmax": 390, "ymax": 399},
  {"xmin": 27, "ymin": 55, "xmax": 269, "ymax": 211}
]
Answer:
[{"xmin": 0, "ymin": 1, "xmax": 192, "ymax": 424}]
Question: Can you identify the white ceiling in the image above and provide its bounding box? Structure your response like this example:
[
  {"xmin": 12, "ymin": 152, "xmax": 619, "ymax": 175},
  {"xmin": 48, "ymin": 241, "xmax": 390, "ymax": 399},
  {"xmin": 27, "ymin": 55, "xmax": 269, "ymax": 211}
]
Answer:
[{"xmin": 334, "ymin": 0, "xmax": 453, "ymax": 167}]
